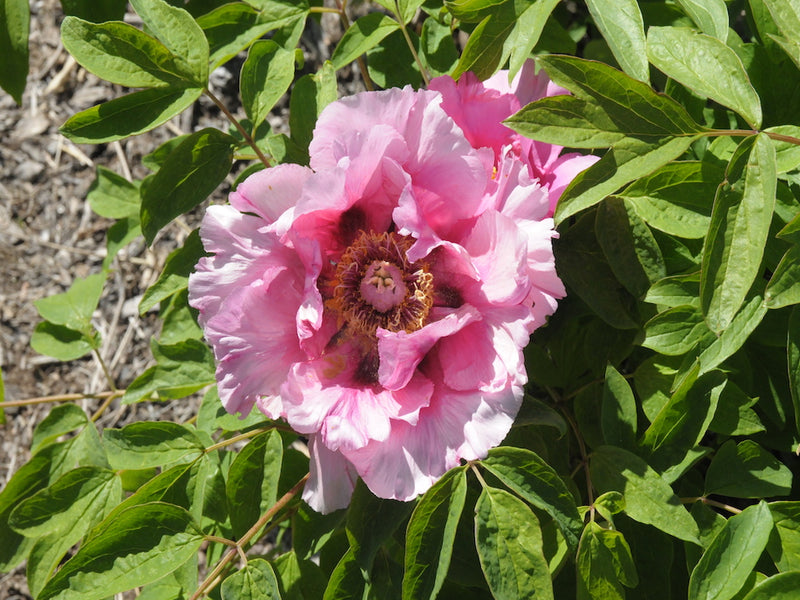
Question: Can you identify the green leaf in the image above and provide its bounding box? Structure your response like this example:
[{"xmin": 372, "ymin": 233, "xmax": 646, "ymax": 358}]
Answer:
[
  {"xmin": 741, "ymin": 572, "xmax": 800, "ymax": 600},
  {"xmin": 323, "ymin": 547, "xmax": 366, "ymax": 600},
  {"xmin": 634, "ymin": 355, "xmax": 679, "ymax": 422},
  {"xmin": 226, "ymin": 430, "xmax": 283, "ymax": 539},
  {"xmin": 763, "ymin": 0, "xmax": 800, "ymax": 39},
  {"xmin": 402, "ymin": 466, "xmax": 467, "ymax": 600},
  {"xmin": 140, "ymin": 128, "xmax": 235, "ymax": 244},
  {"xmin": 675, "ymin": 0, "xmax": 729, "ymax": 40},
  {"xmin": 104, "ymin": 216, "xmax": 142, "ymax": 271},
  {"xmin": 9, "ymin": 467, "xmax": 120, "ymax": 537},
  {"xmin": 645, "ymin": 273, "xmax": 701, "ymax": 308},
  {"xmin": 688, "ymin": 502, "xmax": 773, "ymax": 600},
  {"xmin": 708, "ymin": 380, "xmax": 765, "ymax": 436},
  {"xmin": 474, "ymin": 487, "xmax": 553, "ymax": 600},
  {"xmin": 0, "ymin": 440, "xmax": 78, "ymax": 570},
  {"xmin": 34, "ymin": 273, "xmax": 104, "ymax": 333},
  {"xmin": 701, "ymin": 134, "xmax": 777, "ymax": 333},
  {"xmin": 129, "ymin": 0, "xmax": 208, "ymax": 86},
  {"xmin": 87, "ymin": 166, "xmax": 140, "ymax": 219},
  {"xmin": 346, "ymin": 479, "xmax": 414, "ymax": 571},
  {"xmin": 397, "ymin": 0, "xmax": 425, "ymax": 24},
  {"xmin": 60, "ymin": 86, "xmax": 203, "ymax": 144},
  {"xmin": 506, "ymin": 94, "xmax": 629, "ymax": 149},
  {"xmin": 765, "ymin": 246, "xmax": 800, "ymax": 308},
  {"xmin": 102, "ymin": 421, "xmax": 205, "ymax": 470},
  {"xmin": 420, "ymin": 17, "xmax": 459, "ymax": 77},
  {"xmin": 601, "ymin": 364, "xmax": 637, "ymax": 449},
  {"xmin": 556, "ymin": 135, "xmax": 700, "ymax": 225},
  {"xmin": 273, "ymin": 551, "xmax": 328, "ymax": 600},
  {"xmin": 331, "ymin": 12, "xmax": 400, "ymax": 70},
  {"xmin": 452, "ymin": 8, "xmax": 513, "ymax": 80},
  {"xmin": 60, "ymin": 17, "xmax": 194, "ymax": 88},
  {"xmin": 505, "ymin": 0, "xmax": 561, "ymax": 80},
  {"xmin": 289, "ymin": 61, "xmax": 338, "ymax": 150},
  {"xmin": 0, "ymin": 0, "xmax": 29, "ymax": 103},
  {"xmin": 767, "ymin": 501, "xmax": 800, "ymax": 572},
  {"xmin": 790, "ymin": 307, "xmax": 800, "ymax": 439},
  {"xmin": 576, "ymin": 522, "xmax": 638, "ymax": 600},
  {"xmin": 121, "ymin": 338, "xmax": 216, "ymax": 403},
  {"xmin": 705, "ymin": 440, "xmax": 793, "ymax": 498},
  {"xmin": 596, "ymin": 196, "xmax": 666, "ymax": 298},
  {"xmin": 481, "ymin": 447, "xmax": 583, "ymax": 549},
  {"xmin": 31, "ymin": 404, "xmax": 89, "ymax": 455},
  {"xmin": 536, "ymin": 54, "xmax": 705, "ymax": 138},
  {"xmin": 554, "ymin": 212, "xmax": 639, "ymax": 329},
  {"xmin": 593, "ymin": 491, "xmax": 625, "ymax": 524},
  {"xmin": 647, "ymin": 26, "xmax": 762, "ymax": 128},
  {"xmin": 30, "ymin": 321, "xmax": 96, "ymax": 360},
  {"xmin": 697, "ymin": 295, "xmax": 768, "ymax": 374},
  {"xmin": 590, "ymin": 445, "xmax": 701, "ymax": 544},
  {"xmin": 241, "ymin": 40, "xmax": 295, "ymax": 129},
  {"xmin": 221, "ymin": 558, "xmax": 281, "ymax": 600},
  {"xmin": 620, "ymin": 161, "xmax": 720, "ymax": 239},
  {"xmin": 444, "ymin": 0, "xmax": 505, "ymax": 22},
  {"xmin": 642, "ymin": 305, "xmax": 709, "ymax": 355},
  {"xmin": 585, "ymin": 0, "xmax": 648, "ymax": 82},
  {"xmin": 38, "ymin": 502, "xmax": 204, "ymax": 600},
  {"xmin": 140, "ymin": 229, "xmax": 205, "ymax": 314},
  {"xmin": 640, "ymin": 368, "xmax": 725, "ymax": 476}
]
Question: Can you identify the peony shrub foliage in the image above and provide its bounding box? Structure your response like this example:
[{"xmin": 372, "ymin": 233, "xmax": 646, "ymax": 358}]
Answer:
[{"xmin": 2, "ymin": 0, "xmax": 800, "ymax": 598}]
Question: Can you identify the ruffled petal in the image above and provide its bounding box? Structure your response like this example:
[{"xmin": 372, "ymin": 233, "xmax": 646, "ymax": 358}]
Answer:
[{"xmin": 303, "ymin": 435, "xmax": 358, "ymax": 514}]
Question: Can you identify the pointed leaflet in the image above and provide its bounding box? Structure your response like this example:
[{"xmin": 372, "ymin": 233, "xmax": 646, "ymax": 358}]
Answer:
[
  {"xmin": 697, "ymin": 295, "xmax": 768, "ymax": 375},
  {"xmin": 9, "ymin": 467, "xmax": 121, "ymax": 538},
  {"xmin": 241, "ymin": 40, "xmax": 295, "ymax": 129},
  {"xmin": 37, "ymin": 502, "xmax": 205, "ymax": 600},
  {"xmin": 688, "ymin": 502, "xmax": 773, "ymax": 600},
  {"xmin": 705, "ymin": 440, "xmax": 792, "ymax": 498},
  {"xmin": 700, "ymin": 134, "xmax": 776, "ymax": 333},
  {"xmin": 87, "ymin": 166, "xmax": 140, "ymax": 219},
  {"xmin": 481, "ymin": 447, "xmax": 583, "ymax": 549},
  {"xmin": 402, "ymin": 467, "xmax": 467, "ymax": 600},
  {"xmin": 139, "ymin": 229, "xmax": 204, "ymax": 314},
  {"xmin": 474, "ymin": 487, "xmax": 553, "ymax": 600},
  {"xmin": 103, "ymin": 421, "xmax": 205, "ymax": 470},
  {"xmin": 506, "ymin": 0, "xmax": 560, "ymax": 79},
  {"xmin": 555, "ymin": 135, "xmax": 701, "ymax": 225},
  {"xmin": 767, "ymin": 501, "xmax": 800, "ymax": 572},
  {"xmin": 620, "ymin": 161, "xmax": 720, "ymax": 239},
  {"xmin": 741, "ymin": 573, "xmax": 800, "ymax": 600},
  {"xmin": 765, "ymin": 245, "xmax": 800, "ymax": 308},
  {"xmin": 221, "ymin": 559, "xmax": 281, "ymax": 600},
  {"xmin": 60, "ymin": 86, "xmax": 202, "ymax": 144},
  {"xmin": 290, "ymin": 61, "xmax": 338, "ymax": 150},
  {"xmin": 346, "ymin": 480, "xmax": 414, "ymax": 571},
  {"xmin": 576, "ymin": 522, "xmax": 638, "ymax": 600},
  {"xmin": 596, "ymin": 196, "xmax": 666, "ymax": 298},
  {"xmin": 590, "ymin": 446, "xmax": 701, "ymax": 544},
  {"xmin": 331, "ymin": 12, "xmax": 400, "ymax": 70},
  {"xmin": 226, "ymin": 430, "xmax": 283, "ymax": 539},
  {"xmin": 790, "ymin": 307, "xmax": 800, "ymax": 439},
  {"xmin": 60, "ymin": 18, "xmax": 194, "ymax": 88},
  {"xmin": 140, "ymin": 128, "xmax": 236, "ymax": 244},
  {"xmin": 0, "ymin": 0, "xmax": 29, "ymax": 103},
  {"xmin": 675, "ymin": 0, "xmax": 729, "ymax": 40},
  {"xmin": 585, "ymin": 0, "xmax": 649, "ymax": 83},
  {"xmin": 128, "ymin": 0, "xmax": 208, "ymax": 86},
  {"xmin": 34, "ymin": 273, "xmax": 104, "ymax": 334},
  {"xmin": 600, "ymin": 364, "xmax": 637, "ymax": 449},
  {"xmin": 535, "ymin": 55, "xmax": 705, "ymax": 138},
  {"xmin": 642, "ymin": 305, "xmax": 709, "ymax": 355},
  {"xmin": 647, "ymin": 26, "xmax": 762, "ymax": 128},
  {"xmin": 762, "ymin": 0, "xmax": 800, "ymax": 39},
  {"xmin": 639, "ymin": 368, "xmax": 724, "ymax": 475}
]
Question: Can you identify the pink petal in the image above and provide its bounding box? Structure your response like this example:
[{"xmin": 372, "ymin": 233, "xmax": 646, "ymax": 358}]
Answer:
[
  {"xmin": 229, "ymin": 163, "xmax": 312, "ymax": 227},
  {"xmin": 303, "ymin": 435, "xmax": 358, "ymax": 514}
]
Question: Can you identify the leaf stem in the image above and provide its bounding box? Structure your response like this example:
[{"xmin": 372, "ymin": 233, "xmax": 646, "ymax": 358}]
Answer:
[
  {"xmin": 90, "ymin": 391, "xmax": 122, "ymax": 422},
  {"xmin": 203, "ymin": 425, "xmax": 292, "ymax": 454},
  {"xmin": 394, "ymin": 0, "xmax": 430, "ymax": 86},
  {"xmin": 204, "ymin": 88, "xmax": 272, "ymax": 168},
  {"xmin": 706, "ymin": 128, "xmax": 800, "ymax": 146},
  {"xmin": 680, "ymin": 496, "xmax": 743, "ymax": 515},
  {"xmin": 469, "ymin": 462, "xmax": 489, "ymax": 489},
  {"xmin": 189, "ymin": 473, "xmax": 309, "ymax": 600},
  {"xmin": 1, "ymin": 390, "xmax": 121, "ymax": 409},
  {"xmin": 550, "ymin": 387, "xmax": 595, "ymax": 517},
  {"xmin": 333, "ymin": 0, "xmax": 374, "ymax": 91},
  {"xmin": 93, "ymin": 349, "xmax": 118, "ymax": 392}
]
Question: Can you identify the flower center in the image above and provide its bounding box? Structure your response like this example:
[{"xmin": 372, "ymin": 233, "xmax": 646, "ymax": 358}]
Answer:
[{"xmin": 331, "ymin": 231, "xmax": 433, "ymax": 336}]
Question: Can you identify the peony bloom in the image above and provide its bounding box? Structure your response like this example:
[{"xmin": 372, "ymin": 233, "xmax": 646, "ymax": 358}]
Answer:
[
  {"xmin": 189, "ymin": 70, "xmax": 581, "ymax": 513},
  {"xmin": 430, "ymin": 60, "xmax": 599, "ymax": 216}
]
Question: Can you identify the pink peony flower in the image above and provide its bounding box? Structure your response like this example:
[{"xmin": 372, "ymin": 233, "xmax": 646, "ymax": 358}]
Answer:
[
  {"xmin": 189, "ymin": 74, "xmax": 574, "ymax": 513},
  {"xmin": 429, "ymin": 60, "xmax": 600, "ymax": 216}
]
